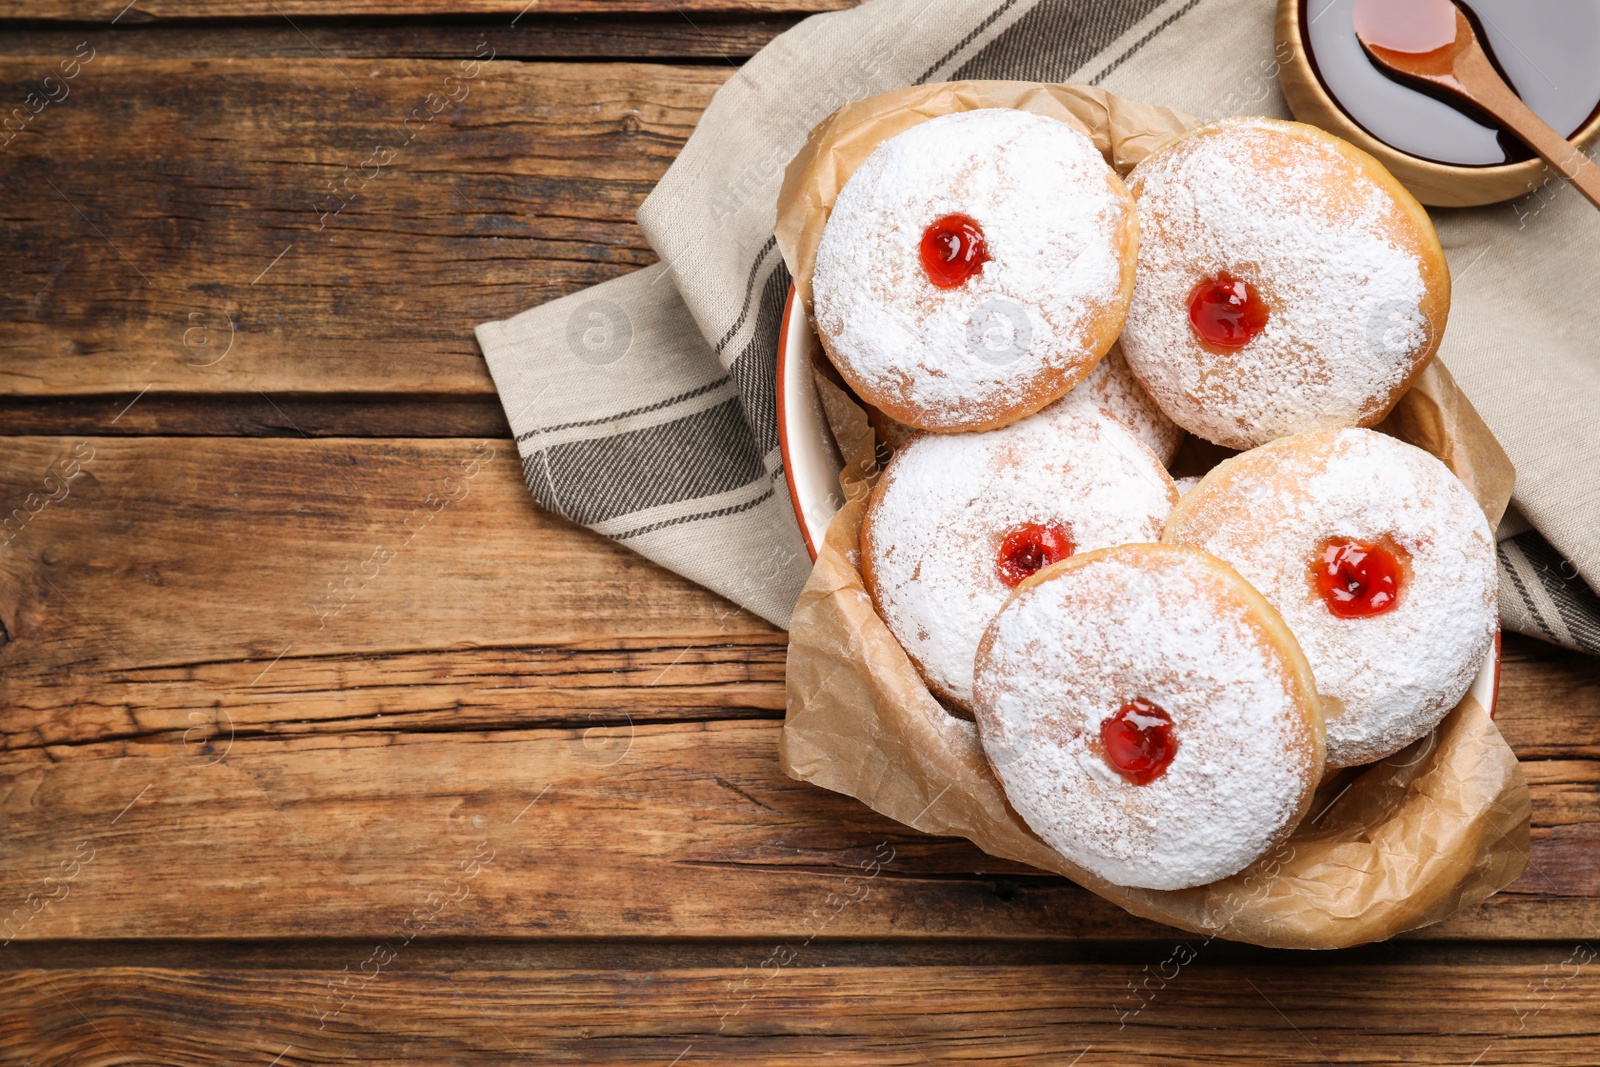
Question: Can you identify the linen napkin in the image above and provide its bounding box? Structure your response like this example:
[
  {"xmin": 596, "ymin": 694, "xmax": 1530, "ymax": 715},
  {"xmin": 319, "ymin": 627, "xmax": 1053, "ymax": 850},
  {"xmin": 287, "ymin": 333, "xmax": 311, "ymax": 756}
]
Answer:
[{"xmin": 475, "ymin": 0, "xmax": 1600, "ymax": 653}]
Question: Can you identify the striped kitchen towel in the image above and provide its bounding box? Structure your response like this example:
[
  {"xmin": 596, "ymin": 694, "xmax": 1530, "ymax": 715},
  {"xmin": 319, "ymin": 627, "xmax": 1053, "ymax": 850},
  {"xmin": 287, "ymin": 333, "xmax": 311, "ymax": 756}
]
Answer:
[
  {"xmin": 475, "ymin": 0, "xmax": 1600, "ymax": 653},
  {"xmin": 1499, "ymin": 522, "xmax": 1600, "ymax": 655}
]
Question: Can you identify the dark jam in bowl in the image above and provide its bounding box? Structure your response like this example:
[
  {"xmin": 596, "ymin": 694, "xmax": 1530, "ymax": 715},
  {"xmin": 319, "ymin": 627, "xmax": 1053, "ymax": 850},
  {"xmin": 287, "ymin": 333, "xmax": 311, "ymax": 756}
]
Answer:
[{"xmin": 1300, "ymin": 0, "xmax": 1600, "ymax": 166}]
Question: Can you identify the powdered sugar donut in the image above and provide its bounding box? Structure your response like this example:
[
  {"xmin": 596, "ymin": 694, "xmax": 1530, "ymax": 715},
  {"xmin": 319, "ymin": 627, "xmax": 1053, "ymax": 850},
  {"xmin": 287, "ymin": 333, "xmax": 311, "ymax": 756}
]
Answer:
[
  {"xmin": 1163, "ymin": 428, "xmax": 1496, "ymax": 768},
  {"xmin": 813, "ymin": 108, "xmax": 1138, "ymax": 433},
  {"xmin": 869, "ymin": 344, "xmax": 1182, "ymax": 464},
  {"xmin": 862, "ymin": 402, "xmax": 1176, "ymax": 713},
  {"xmin": 973, "ymin": 543, "xmax": 1324, "ymax": 891},
  {"xmin": 1060, "ymin": 344, "xmax": 1183, "ymax": 464},
  {"xmin": 1120, "ymin": 118, "xmax": 1450, "ymax": 450}
]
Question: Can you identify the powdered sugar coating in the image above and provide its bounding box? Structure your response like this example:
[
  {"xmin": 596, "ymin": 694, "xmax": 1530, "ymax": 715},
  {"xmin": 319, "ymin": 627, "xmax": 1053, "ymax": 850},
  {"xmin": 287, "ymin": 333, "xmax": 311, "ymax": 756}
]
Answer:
[
  {"xmin": 863, "ymin": 403, "xmax": 1177, "ymax": 711},
  {"xmin": 862, "ymin": 344, "xmax": 1180, "ymax": 465},
  {"xmin": 973, "ymin": 544, "xmax": 1322, "ymax": 890},
  {"xmin": 1121, "ymin": 118, "xmax": 1443, "ymax": 450},
  {"xmin": 814, "ymin": 109, "xmax": 1136, "ymax": 431},
  {"xmin": 1164, "ymin": 428, "xmax": 1496, "ymax": 767},
  {"xmin": 1059, "ymin": 344, "xmax": 1184, "ymax": 464}
]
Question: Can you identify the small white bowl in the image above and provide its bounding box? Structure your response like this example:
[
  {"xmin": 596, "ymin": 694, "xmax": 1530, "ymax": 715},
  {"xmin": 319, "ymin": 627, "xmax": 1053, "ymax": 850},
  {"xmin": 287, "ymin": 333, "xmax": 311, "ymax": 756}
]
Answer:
[{"xmin": 774, "ymin": 284, "xmax": 1499, "ymax": 715}]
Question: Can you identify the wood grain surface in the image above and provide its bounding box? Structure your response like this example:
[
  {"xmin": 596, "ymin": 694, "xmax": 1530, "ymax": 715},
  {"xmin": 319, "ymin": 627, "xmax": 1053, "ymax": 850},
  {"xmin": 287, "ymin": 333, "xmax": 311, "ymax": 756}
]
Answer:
[
  {"xmin": 0, "ymin": 57, "xmax": 722, "ymax": 399},
  {"xmin": 6, "ymin": 954, "xmax": 1598, "ymax": 1065},
  {"xmin": 0, "ymin": 17, "xmax": 803, "ymax": 60},
  {"xmin": 5, "ymin": 0, "xmax": 857, "ymax": 19},
  {"xmin": 1, "ymin": 3, "xmax": 1598, "ymax": 1064}
]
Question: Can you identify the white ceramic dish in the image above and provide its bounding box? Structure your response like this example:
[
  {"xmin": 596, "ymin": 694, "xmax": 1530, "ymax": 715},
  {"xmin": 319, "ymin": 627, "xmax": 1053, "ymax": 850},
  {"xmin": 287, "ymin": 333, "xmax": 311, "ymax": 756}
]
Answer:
[
  {"xmin": 775, "ymin": 284, "xmax": 1500, "ymax": 715},
  {"xmin": 776, "ymin": 286, "xmax": 847, "ymax": 563}
]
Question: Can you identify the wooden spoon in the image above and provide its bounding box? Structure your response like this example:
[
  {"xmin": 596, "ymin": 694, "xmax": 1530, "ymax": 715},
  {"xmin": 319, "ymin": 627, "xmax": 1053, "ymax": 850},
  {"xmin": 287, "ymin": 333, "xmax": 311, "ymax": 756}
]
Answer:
[{"xmin": 1353, "ymin": 0, "xmax": 1600, "ymax": 209}]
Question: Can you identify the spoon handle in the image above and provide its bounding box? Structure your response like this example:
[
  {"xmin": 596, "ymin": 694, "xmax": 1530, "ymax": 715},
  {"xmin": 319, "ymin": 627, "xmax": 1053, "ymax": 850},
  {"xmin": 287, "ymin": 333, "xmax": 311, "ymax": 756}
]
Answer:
[{"xmin": 1456, "ymin": 46, "xmax": 1600, "ymax": 210}]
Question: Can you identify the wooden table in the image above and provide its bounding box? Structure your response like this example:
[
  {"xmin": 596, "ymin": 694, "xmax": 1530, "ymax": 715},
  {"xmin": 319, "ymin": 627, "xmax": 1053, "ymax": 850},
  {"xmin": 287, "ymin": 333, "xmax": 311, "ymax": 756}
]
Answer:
[{"xmin": 1, "ymin": 3, "xmax": 1597, "ymax": 1063}]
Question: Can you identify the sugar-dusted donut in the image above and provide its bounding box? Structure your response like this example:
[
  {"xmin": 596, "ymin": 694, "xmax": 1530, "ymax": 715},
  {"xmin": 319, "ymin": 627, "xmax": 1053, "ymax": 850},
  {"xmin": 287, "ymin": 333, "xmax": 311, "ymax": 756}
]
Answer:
[
  {"xmin": 972, "ymin": 543, "xmax": 1324, "ymax": 890},
  {"xmin": 1061, "ymin": 343, "xmax": 1183, "ymax": 465},
  {"xmin": 867, "ymin": 343, "xmax": 1182, "ymax": 465},
  {"xmin": 813, "ymin": 108, "xmax": 1138, "ymax": 433},
  {"xmin": 1163, "ymin": 428, "xmax": 1496, "ymax": 767},
  {"xmin": 1120, "ymin": 118, "xmax": 1450, "ymax": 450},
  {"xmin": 861, "ymin": 401, "xmax": 1176, "ymax": 714}
]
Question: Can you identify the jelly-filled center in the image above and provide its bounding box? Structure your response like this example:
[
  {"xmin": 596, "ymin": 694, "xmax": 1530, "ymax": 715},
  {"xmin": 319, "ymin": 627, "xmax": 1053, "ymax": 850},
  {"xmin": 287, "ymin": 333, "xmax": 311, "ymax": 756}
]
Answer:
[
  {"xmin": 1101, "ymin": 699, "xmax": 1177, "ymax": 785},
  {"xmin": 996, "ymin": 522, "xmax": 1075, "ymax": 588},
  {"xmin": 1314, "ymin": 537, "xmax": 1405, "ymax": 618},
  {"xmin": 921, "ymin": 214, "xmax": 989, "ymax": 289},
  {"xmin": 1188, "ymin": 274, "xmax": 1269, "ymax": 349}
]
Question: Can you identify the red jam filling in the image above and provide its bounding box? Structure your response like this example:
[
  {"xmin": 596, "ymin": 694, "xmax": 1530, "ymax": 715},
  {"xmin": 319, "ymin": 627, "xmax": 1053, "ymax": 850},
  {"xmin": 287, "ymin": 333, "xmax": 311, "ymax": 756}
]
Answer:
[
  {"xmin": 1188, "ymin": 274, "xmax": 1269, "ymax": 349},
  {"xmin": 1100, "ymin": 699, "xmax": 1177, "ymax": 785},
  {"xmin": 920, "ymin": 213, "xmax": 989, "ymax": 289},
  {"xmin": 1314, "ymin": 538, "xmax": 1405, "ymax": 618},
  {"xmin": 996, "ymin": 522, "xmax": 1075, "ymax": 588}
]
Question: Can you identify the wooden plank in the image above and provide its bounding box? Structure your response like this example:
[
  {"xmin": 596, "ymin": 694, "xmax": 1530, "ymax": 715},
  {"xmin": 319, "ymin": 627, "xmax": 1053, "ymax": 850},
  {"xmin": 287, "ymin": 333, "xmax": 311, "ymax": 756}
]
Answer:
[
  {"xmin": 0, "ymin": 16, "xmax": 802, "ymax": 61},
  {"xmin": 0, "ymin": 437, "xmax": 772, "ymax": 669},
  {"xmin": 3, "ymin": 955, "xmax": 1597, "ymax": 1064},
  {"xmin": 0, "ymin": 437, "xmax": 785, "ymax": 748},
  {"xmin": 0, "ymin": 393, "xmax": 513, "ymax": 437},
  {"xmin": 2, "ymin": 634, "xmax": 789, "ymax": 749},
  {"xmin": 0, "ymin": 57, "xmax": 727, "ymax": 398},
  {"xmin": 7, "ymin": 935, "xmax": 1557, "ymax": 969},
  {"xmin": 9, "ymin": 0, "xmax": 854, "ymax": 20},
  {"xmin": 1493, "ymin": 635, "xmax": 1600, "ymax": 759}
]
